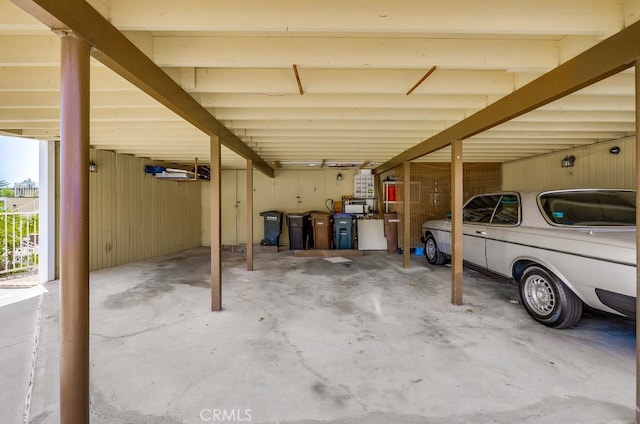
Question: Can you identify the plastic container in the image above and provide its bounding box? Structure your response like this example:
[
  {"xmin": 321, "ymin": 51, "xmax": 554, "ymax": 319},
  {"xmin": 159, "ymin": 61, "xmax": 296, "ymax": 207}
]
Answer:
[
  {"xmin": 388, "ymin": 184, "xmax": 397, "ymax": 201},
  {"xmin": 286, "ymin": 213, "xmax": 311, "ymax": 250},
  {"xmin": 310, "ymin": 212, "xmax": 333, "ymax": 249},
  {"xmin": 259, "ymin": 211, "xmax": 283, "ymax": 246},
  {"xmin": 383, "ymin": 212, "xmax": 399, "ymax": 254},
  {"xmin": 333, "ymin": 213, "xmax": 355, "ymax": 249}
]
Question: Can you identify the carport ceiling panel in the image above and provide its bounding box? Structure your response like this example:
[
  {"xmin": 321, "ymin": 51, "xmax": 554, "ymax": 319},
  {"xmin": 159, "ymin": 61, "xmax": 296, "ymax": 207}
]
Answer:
[{"xmin": 2, "ymin": 0, "xmax": 638, "ymax": 167}]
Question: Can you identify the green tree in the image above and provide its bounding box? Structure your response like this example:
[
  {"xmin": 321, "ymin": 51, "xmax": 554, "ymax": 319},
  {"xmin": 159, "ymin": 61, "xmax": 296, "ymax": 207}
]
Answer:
[
  {"xmin": 0, "ymin": 180, "xmax": 8, "ymax": 188},
  {"xmin": 19, "ymin": 178, "xmax": 37, "ymax": 187}
]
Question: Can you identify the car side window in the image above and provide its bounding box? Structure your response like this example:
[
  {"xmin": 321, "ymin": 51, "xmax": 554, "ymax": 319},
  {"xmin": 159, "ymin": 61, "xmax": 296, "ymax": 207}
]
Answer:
[
  {"xmin": 540, "ymin": 191, "xmax": 636, "ymax": 226},
  {"xmin": 491, "ymin": 195, "xmax": 519, "ymax": 225},
  {"xmin": 463, "ymin": 195, "xmax": 501, "ymax": 223}
]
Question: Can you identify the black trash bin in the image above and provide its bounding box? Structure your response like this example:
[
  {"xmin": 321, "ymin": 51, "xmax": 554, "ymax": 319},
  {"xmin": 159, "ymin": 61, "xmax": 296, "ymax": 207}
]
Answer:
[
  {"xmin": 303, "ymin": 211, "xmax": 315, "ymax": 249},
  {"xmin": 286, "ymin": 212, "xmax": 311, "ymax": 250},
  {"xmin": 259, "ymin": 211, "xmax": 283, "ymax": 246}
]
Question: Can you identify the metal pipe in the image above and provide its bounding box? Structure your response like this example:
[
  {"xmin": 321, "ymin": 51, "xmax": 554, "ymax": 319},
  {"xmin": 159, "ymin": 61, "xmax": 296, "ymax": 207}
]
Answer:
[{"xmin": 59, "ymin": 33, "xmax": 91, "ymax": 424}]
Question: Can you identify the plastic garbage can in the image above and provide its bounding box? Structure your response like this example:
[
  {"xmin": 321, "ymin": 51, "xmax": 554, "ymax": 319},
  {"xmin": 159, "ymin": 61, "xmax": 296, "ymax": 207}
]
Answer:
[
  {"xmin": 333, "ymin": 213, "xmax": 355, "ymax": 249},
  {"xmin": 310, "ymin": 212, "xmax": 333, "ymax": 249},
  {"xmin": 383, "ymin": 212, "xmax": 399, "ymax": 254},
  {"xmin": 286, "ymin": 212, "xmax": 311, "ymax": 250},
  {"xmin": 259, "ymin": 211, "xmax": 283, "ymax": 246}
]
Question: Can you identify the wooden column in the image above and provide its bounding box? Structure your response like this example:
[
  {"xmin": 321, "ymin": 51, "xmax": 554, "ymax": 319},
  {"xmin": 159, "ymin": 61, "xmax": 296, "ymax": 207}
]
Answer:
[
  {"xmin": 246, "ymin": 159, "xmax": 254, "ymax": 271},
  {"xmin": 451, "ymin": 139, "xmax": 464, "ymax": 306},
  {"xmin": 635, "ymin": 59, "xmax": 639, "ymax": 424},
  {"xmin": 210, "ymin": 136, "xmax": 222, "ymax": 311},
  {"xmin": 403, "ymin": 161, "xmax": 411, "ymax": 268},
  {"xmin": 59, "ymin": 33, "xmax": 90, "ymax": 424}
]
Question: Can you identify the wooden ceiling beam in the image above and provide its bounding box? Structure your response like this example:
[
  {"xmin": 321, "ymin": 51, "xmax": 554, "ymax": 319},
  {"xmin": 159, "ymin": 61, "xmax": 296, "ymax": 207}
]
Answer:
[
  {"xmin": 376, "ymin": 20, "xmax": 640, "ymax": 173},
  {"xmin": 10, "ymin": 0, "xmax": 273, "ymax": 177}
]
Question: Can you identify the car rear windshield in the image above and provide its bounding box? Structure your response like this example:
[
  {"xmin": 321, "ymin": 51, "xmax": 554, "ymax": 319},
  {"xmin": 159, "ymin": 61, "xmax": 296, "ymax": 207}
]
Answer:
[{"xmin": 539, "ymin": 191, "xmax": 636, "ymax": 226}]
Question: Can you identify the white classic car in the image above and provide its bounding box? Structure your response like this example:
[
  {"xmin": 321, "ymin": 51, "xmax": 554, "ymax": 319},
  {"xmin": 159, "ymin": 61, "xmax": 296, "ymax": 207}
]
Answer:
[{"xmin": 421, "ymin": 189, "xmax": 636, "ymax": 328}]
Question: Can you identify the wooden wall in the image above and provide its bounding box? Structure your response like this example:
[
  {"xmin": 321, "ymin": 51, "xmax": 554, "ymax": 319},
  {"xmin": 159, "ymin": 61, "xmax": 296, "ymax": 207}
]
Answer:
[
  {"xmin": 58, "ymin": 148, "xmax": 202, "ymax": 271},
  {"xmin": 393, "ymin": 162, "xmax": 502, "ymax": 248},
  {"xmin": 502, "ymin": 137, "xmax": 636, "ymax": 190}
]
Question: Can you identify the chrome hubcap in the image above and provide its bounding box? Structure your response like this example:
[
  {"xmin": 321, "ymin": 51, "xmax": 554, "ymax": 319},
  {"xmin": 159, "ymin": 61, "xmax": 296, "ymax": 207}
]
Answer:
[
  {"xmin": 426, "ymin": 239, "xmax": 436, "ymax": 259},
  {"xmin": 524, "ymin": 275, "xmax": 555, "ymax": 316}
]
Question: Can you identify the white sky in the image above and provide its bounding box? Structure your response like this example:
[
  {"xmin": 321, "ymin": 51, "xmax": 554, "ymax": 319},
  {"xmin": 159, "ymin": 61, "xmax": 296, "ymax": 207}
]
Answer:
[{"xmin": 0, "ymin": 135, "xmax": 40, "ymax": 186}]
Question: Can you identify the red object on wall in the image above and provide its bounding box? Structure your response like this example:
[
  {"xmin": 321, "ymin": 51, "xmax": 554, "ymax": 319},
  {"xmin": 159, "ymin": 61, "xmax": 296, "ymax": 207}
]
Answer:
[{"xmin": 388, "ymin": 184, "xmax": 396, "ymax": 201}]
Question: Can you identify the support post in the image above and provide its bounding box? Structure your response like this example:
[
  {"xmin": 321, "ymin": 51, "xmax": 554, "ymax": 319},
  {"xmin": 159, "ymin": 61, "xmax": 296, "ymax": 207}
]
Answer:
[
  {"xmin": 403, "ymin": 161, "xmax": 411, "ymax": 268},
  {"xmin": 210, "ymin": 136, "xmax": 222, "ymax": 311},
  {"xmin": 39, "ymin": 140, "xmax": 56, "ymax": 283},
  {"xmin": 247, "ymin": 159, "xmax": 254, "ymax": 271},
  {"xmin": 59, "ymin": 33, "xmax": 90, "ymax": 424},
  {"xmin": 635, "ymin": 59, "xmax": 639, "ymax": 424},
  {"xmin": 451, "ymin": 139, "xmax": 464, "ymax": 306}
]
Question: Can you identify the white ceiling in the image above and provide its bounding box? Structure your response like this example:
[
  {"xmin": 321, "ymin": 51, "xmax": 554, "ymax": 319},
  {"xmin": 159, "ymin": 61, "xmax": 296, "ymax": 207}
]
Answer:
[{"xmin": 0, "ymin": 0, "xmax": 638, "ymax": 171}]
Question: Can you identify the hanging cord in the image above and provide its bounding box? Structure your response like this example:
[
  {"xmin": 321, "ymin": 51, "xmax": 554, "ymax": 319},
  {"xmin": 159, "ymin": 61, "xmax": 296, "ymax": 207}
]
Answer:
[{"xmin": 325, "ymin": 198, "xmax": 334, "ymax": 212}]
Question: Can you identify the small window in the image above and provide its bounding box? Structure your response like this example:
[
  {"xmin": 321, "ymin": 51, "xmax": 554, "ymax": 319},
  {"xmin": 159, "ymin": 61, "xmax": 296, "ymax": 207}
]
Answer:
[
  {"xmin": 463, "ymin": 195, "xmax": 501, "ymax": 223},
  {"xmin": 491, "ymin": 195, "xmax": 519, "ymax": 225}
]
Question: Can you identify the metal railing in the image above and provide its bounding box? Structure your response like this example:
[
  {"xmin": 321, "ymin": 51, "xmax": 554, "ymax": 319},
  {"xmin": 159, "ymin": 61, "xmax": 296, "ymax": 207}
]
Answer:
[
  {"xmin": 0, "ymin": 210, "xmax": 39, "ymax": 276},
  {"xmin": 14, "ymin": 186, "xmax": 39, "ymax": 198}
]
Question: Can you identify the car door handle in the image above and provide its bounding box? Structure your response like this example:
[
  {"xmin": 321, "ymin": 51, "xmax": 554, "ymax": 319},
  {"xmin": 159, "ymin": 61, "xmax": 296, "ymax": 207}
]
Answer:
[{"xmin": 476, "ymin": 231, "xmax": 486, "ymax": 235}]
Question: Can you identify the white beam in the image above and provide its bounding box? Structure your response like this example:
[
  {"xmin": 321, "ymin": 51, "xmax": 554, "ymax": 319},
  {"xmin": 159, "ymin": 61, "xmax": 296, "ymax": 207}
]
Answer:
[
  {"xmin": 0, "ymin": 66, "xmax": 138, "ymax": 91},
  {"xmin": 512, "ymin": 110, "xmax": 636, "ymax": 123},
  {"xmin": 0, "ymin": 0, "xmax": 48, "ymax": 33},
  {"xmin": 0, "ymin": 35, "xmax": 59, "ymax": 65},
  {"xmin": 0, "ymin": 107, "xmax": 182, "ymax": 122},
  {"xmin": 155, "ymin": 36, "xmax": 558, "ymax": 70},
  {"xmin": 226, "ymin": 119, "xmax": 636, "ymax": 132},
  {"xmin": 108, "ymin": 0, "xmax": 622, "ymax": 36},
  {"xmin": 209, "ymin": 107, "xmax": 467, "ymax": 121},
  {"xmin": 192, "ymin": 69, "xmax": 518, "ymax": 95},
  {"xmin": 225, "ymin": 119, "xmax": 449, "ymax": 131},
  {"xmin": 199, "ymin": 93, "xmax": 490, "ymax": 110}
]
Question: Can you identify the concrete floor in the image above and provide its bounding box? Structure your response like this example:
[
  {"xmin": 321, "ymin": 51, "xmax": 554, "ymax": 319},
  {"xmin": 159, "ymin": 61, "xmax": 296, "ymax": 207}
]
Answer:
[{"xmin": 16, "ymin": 247, "xmax": 637, "ymax": 423}]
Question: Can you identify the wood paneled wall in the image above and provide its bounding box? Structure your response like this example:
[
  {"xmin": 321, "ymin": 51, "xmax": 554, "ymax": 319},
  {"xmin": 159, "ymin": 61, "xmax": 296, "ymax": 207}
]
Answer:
[
  {"xmin": 58, "ymin": 148, "xmax": 202, "ymax": 271},
  {"xmin": 502, "ymin": 138, "xmax": 636, "ymax": 191},
  {"xmin": 394, "ymin": 162, "xmax": 502, "ymax": 248}
]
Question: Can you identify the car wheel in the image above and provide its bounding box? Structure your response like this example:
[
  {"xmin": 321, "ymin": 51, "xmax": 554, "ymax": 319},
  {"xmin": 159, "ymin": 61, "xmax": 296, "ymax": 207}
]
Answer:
[
  {"xmin": 424, "ymin": 233, "xmax": 446, "ymax": 265},
  {"xmin": 519, "ymin": 266, "xmax": 583, "ymax": 329}
]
